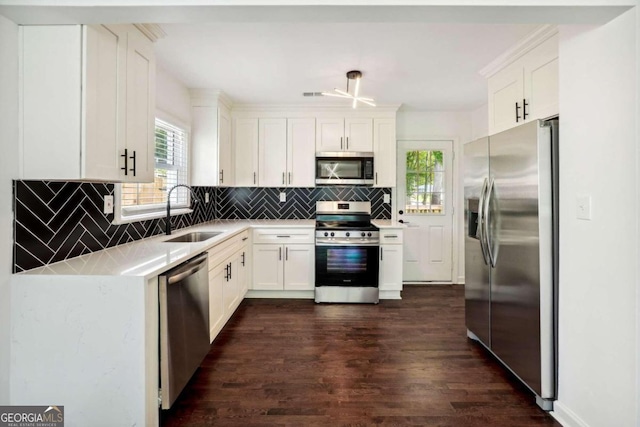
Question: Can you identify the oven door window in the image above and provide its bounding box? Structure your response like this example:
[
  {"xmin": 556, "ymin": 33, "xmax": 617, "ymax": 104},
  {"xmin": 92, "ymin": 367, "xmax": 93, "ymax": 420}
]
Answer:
[
  {"xmin": 316, "ymin": 245, "xmax": 379, "ymax": 287},
  {"xmin": 316, "ymin": 160, "xmax": 362, "ymax": 180}
]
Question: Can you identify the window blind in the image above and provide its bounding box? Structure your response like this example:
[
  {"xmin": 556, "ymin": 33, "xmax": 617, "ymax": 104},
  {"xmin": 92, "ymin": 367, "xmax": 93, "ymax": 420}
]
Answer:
[{"xmin": 121, "ymin": 118, "xmax": 189, "ymax": 217}]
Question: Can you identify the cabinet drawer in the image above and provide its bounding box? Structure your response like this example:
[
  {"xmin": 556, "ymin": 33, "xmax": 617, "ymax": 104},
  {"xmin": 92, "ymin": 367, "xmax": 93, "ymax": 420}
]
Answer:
[
  {"xmin": 253, "ymin": 228, "xmax": 315, "ymax": 244},
  {"xmin": 380, "ymin": 230, "xmax": 403, "ymax": 244},
  {"xmin": 208, "ymin": 232, "xmax": 246, "ymax": 269}
]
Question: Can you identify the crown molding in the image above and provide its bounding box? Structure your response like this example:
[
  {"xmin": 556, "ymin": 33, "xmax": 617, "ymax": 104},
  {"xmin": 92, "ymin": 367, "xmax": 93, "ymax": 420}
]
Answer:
[
  {"xmin": 189, "ymin": 89, "xmax": 234, "ymax": 109},
  {"xmin": 230, "ymin": 103, "xmax": 401, "ymax": 114},
  {"xmin": 478, "ymin": 24, "xmax": 558, "ymax": 79},
  {"xmin": 133, "ymin": 24, "xmax": 166, "ymax": 42}
]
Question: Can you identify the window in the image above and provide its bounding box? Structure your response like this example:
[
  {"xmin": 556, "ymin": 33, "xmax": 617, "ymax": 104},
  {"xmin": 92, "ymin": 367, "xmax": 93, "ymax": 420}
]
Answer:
[
  {"xmin": 405, "ymin": 150, "xmax": 445, "ymax": 215},
  {"xmin": 117, "ymin": 117, "xmax": 189, "ymax": 222}
]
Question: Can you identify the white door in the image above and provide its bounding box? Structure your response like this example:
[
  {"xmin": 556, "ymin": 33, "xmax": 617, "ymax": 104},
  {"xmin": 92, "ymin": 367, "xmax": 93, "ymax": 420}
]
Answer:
[
  {"xmin": 252, "ymin": 244, "xmax": 284, "ymax": 290},
  {"xmin": 315, "ymin": 118, "xmax": 344, "ymax": 152},
  {"xmin": 259, "ymin": 118, "xmax": 288, "ymax": 187},
  {"xmin": 397, "ymin": 140, "xmax": 454, "ymax": 282},
  {"xmin": 283, "ymin": 244, "xmax": 315, "ymax": 291},
  {"xmin": 287, "ymin": 118, "xmax": 316, "ymax": 187},
  {"xmin": 379, "ymin": 245, "xmax": 403, "ymax": 291},
  {"xmin": 487, "ymin": 62, "xmax": 523, "ymax": 135}
]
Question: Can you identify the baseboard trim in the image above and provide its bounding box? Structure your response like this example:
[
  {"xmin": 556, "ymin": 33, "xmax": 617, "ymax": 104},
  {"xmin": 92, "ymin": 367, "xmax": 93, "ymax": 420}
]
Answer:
[
  {"xmin": 403, "ymin": 281, "xmax": 462, "ymax": 286},
  {"xmin": 245, "ymin": 290, "xmax": 314, "ymax": 299},
  {"xmin": 551, "ymin": 401, "xmax": 590, "ymax": 427}
]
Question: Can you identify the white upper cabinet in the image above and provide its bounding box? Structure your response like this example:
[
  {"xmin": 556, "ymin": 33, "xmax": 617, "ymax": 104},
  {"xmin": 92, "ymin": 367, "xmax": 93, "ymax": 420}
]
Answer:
[
  {"xmin": 190, "ymin": 91, "xmax": 234, "ymax": 186},
  {"xmin": 19, "ymin": 24, "xmax": 155, "ymax": 182},
  {"xmin": 316, "ymin": 117, "xmax": 373, "ymax": 152},
  {"xmin": 259, "ymin": 118, "xmax": 288, "ymax": 187},
  {"xmin": 234, "ymin": 118, "xmax": 259, "ymax": 186},
  {"xmin": 287, "ymin": 118, "xmax": 316, "ymax": 187},
  {"xmin": 485, "ymin": 29, "xmax": 558, "ymax": 135},
  {"xmin": 373, "ymin": 118, "xmax": 396, "ymax": 187}
]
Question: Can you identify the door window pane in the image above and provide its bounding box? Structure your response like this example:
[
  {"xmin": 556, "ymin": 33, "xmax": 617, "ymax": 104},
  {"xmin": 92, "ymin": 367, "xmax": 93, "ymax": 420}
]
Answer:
[{"xmin": 405, "ymin": 150, "xmax": 445, "ymax": 215}]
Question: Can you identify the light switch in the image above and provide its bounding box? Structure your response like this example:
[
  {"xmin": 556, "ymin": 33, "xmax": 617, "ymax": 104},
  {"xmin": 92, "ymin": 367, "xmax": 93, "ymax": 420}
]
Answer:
[
  {"xmin": 205, "ymin": 192, "xmax": 210, "ymax": 203},
  {"xmin": 104, "ymin": 195, "xmax": 114, "ymax": 214},
  {"xmin": 383, "ymin": 194, "xmax": 390, "ymax": 204},
  {"xmin": 576, "ymin": 195, "xmax": 591, "ymax": 220},
  {"xmin": 280, "ymin": 192, "xmax": 286, "ymax": 202}
]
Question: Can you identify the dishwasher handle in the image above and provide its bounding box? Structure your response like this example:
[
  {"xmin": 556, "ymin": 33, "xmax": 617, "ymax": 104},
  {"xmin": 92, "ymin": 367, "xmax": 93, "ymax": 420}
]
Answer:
[{"xmin": 166, "ymin": 253, "xmax": 208, "ymax": 285}]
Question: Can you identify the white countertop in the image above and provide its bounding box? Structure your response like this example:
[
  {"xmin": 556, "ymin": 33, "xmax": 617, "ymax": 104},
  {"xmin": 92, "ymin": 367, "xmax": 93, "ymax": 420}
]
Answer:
[
  {"xmin": 18, "ymin": 219, "xmax": 315, "ymax": 279},
  {"xmin": 372, "ymin": 219, "xmax": 406, "ymax": 228}
]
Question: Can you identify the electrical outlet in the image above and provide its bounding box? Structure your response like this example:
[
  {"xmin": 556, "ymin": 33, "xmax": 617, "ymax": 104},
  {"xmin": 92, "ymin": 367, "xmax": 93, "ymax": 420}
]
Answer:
[
  {"xmin": 205, "ymin": 192, "xmax": 210, "ymax": 203},
  {"xmin": 383, "ymin": 194, "xmax": 390, "ymax": 204},
  {"xmin": 103, "ymin": 195, "xmax": 114, "ymax": 214},
  {"xmin": 280, "ymin": 192, "xmax": 286, "ymax": 202}
]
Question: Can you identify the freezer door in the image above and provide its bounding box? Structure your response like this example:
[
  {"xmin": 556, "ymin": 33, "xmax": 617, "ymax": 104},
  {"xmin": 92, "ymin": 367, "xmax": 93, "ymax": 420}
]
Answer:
[
  {"xmin": 487, "ymin": 120, "xmax": 553, "ymax": 397},
  {"xmin": 464, "ymin": 137, "xmax": 491, "ymax": 346}
]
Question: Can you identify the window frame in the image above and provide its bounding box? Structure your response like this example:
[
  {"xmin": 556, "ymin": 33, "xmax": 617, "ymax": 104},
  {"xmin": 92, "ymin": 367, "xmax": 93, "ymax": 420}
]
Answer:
[{"xmin": 112, "ymin": 110, "xmax": 192, "ymax": 225}]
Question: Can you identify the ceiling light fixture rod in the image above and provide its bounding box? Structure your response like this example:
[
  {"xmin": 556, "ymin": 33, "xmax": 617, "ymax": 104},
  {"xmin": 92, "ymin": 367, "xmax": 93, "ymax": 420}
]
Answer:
[{"xmin": 321, "ymin": 70, "xmax": 375, "ymax": 109}]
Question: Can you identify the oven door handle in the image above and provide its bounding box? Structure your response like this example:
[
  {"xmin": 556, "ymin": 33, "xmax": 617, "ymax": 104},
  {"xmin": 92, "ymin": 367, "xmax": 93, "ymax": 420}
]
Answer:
[{"xmin": 315, "ymin": 241, "xmax": 380, "ymax": 247}]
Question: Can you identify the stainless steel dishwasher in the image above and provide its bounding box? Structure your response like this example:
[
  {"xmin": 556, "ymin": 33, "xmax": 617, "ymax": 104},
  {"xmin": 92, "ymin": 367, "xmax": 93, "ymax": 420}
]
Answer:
[{"xmin": 159, "ymin": 252, "xmax": 210, "ymax": 409}]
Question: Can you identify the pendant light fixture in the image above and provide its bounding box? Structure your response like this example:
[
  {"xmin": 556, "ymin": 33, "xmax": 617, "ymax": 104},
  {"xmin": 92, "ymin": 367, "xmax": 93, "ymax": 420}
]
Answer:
[{"xmin": 322, "ymin": 70, "xmax": 376, "ymax": 108}]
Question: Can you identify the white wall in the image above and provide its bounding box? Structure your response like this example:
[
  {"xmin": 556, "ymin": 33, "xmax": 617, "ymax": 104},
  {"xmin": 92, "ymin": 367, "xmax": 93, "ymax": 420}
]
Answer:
[
  {"xmin": 155, "ymin": 64, "xmax": 191, "ymax": 127},
  {"xmin": 396, "ymin": 110, "xmax": 473, "ymax": 284},
  {"xmin": 554, "ymin": 9, "xmax": 637, "ymax": 427},
  {"xmin": 0, "ymin": 13, "xmax": 19, "ymax": 404},
  {"xmin": 470, "ymin": 103, "xmax": 488, "ymax": 140}
]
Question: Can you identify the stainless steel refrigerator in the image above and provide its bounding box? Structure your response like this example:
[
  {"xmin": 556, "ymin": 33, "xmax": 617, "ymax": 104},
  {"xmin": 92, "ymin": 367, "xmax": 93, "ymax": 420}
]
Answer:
[{"xmin": 464, "ymin": 119, "xmax": 559, "ymax": 410}]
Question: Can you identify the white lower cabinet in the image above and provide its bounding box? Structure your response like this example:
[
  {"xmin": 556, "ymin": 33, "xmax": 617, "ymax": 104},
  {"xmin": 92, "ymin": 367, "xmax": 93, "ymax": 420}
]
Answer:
[
  {"xmin": 251, "ymin": 228, "xmax": 315, "ymax": 291},
  {"xmin": 208, "ymin": 230, "xmax": 250, "ymax": 343},
  {"xmin": 378, "ymin": 228, "xmax": 404, "ymax": 298}
]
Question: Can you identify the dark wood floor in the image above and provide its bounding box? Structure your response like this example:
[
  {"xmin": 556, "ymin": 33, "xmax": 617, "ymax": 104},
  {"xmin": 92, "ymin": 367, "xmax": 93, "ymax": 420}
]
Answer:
[{"xmin": 161, "ymin": 285, "xmax": 560, "ymax": 426}]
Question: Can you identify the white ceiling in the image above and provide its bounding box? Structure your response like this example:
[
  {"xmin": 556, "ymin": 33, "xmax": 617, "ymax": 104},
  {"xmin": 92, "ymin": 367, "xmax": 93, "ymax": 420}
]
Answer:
[{"xmin": 155, "ymin": 22, "xmax": 538, "ymax": 111}]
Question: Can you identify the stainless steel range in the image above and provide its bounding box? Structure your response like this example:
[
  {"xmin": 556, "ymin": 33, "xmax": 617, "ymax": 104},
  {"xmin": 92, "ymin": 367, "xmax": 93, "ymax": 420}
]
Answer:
[{"xmin": 315, "ymin": 201, "xmax": 380, "ymax": 304}]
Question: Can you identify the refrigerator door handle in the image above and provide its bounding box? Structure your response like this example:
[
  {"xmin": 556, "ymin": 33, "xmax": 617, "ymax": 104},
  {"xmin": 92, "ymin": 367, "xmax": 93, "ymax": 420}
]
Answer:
[
  {"xmin": 484, "ymin": 177, "xmax": 497, "ymax": 268},
  {"xmin": 477, "ymin": 177, "xmax": 490, "ymax": 265}
]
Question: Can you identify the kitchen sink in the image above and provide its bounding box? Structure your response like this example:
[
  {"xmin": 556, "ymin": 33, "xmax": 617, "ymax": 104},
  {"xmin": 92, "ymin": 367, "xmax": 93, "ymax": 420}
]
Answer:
[{"xmin": 163, "ymin": 231, "xmax": 223, "ymax": 243}]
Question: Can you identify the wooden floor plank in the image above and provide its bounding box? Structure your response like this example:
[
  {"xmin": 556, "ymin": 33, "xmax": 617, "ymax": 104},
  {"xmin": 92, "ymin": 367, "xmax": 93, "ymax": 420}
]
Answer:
[{"xmin": 161, "ymin": 285, "xmax": 560, "ymax": 426}]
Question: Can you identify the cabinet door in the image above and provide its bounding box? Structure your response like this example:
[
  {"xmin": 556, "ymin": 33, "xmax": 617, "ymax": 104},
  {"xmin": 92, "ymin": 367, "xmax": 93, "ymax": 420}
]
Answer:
[
  {"xmin": 345, "ymin": 118, "xmax": 373, "ymax": 152},
  {"xmin": 83, "ymin": 24, "xmax": 126, "ymax": 182},
  {"xmin": 487, "ymin": 63, "xmax": 523, "ymax": 135},
  {"xmin": 234, "ymin": 118, "xmax": 259, "ymax": 186},
  {"xmin": 316, "ymin": 118, "xmax": 344, "ymax": 152},
  {"xmin": 283, "ymin": 244, "xmax": 315, "ymax": 291},
  {"xmin": 190, "ymin": 106, "xmax": 218, "ymax": 186},
  {"xmin": 124, "ymin": 28, "xmax": 155, "ymax": 182},
  {"xmin": 223, "ymin": 260, "xmax": 239, "ymax": 318},
  {"xmin": 379, "ymin": 245, "xmax": 403, "ymax": 291},
  {"xmin": 523, "ymin": 34, "xmax": 559, "ymax": 122},
  {"xmin": 259, "ymin": 118, "xmax": 288, "ymax": 187},
  {"xmin": 373, "ymin": 118, "xmax": 396, "ymax": 187},
  {"xmin": 218, "ymin": 107, "xmax": 234, "ymax": 186},
  {"xmin": 238, "ymin": 246, "xmax": 250, "ymax": 296},
  {"xmin": 209, "ymin": 264, "xmax": 225, "ymax": 342},
  {"xmin": 252, "ymin": 244, "xmax": 284, "ymax": 290},
  {"xmin": 287, "ymin": 118, "xmax": 316, "ymax": 187}
]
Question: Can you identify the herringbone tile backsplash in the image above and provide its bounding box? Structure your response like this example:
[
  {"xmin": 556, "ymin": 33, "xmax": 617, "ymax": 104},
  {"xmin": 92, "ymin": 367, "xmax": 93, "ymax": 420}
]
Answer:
[{"xmin": 14, "ymin": 181, "xmax": 391, "ymax": 272}]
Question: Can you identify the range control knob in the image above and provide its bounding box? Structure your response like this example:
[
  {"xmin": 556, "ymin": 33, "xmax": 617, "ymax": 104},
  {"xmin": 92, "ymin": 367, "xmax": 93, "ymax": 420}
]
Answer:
[
  {"xmin": 367, "ymin": 232, "xmax": 372, "ymax": 237},
  {"xmin": 330, "ymin": 232, "xmax": 335, "ymax": 237},
  {"xmin": 324, "ymin": 232, "xmax": 329, "ymax": 237},
  {"xmin": 346, "ymin": 232, "xmax": 350, "ymax": 237},
  {"xmin": 361, "ymin": 232, "xmax": 366, "ymax": 237}
]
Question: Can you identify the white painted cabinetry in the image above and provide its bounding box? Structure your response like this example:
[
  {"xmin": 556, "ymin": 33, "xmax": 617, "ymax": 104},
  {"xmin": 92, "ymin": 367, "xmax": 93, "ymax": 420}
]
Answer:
[
  {"xmin": 252, "ymin": 228, "xmax": 315, "ymax": 291},
  {"xmin": 486, "ymin": 31, "xmax": 558, "ymax": 135},
  {"xmin": 259, "ymin": 118, "xmax": 288, "ymax": 187},
  {"xmin": 373, "ymin": 118, "xmax": 396, "ymax": 187},
  {"xmin": 316, "ymin": 117, "xmax": 373, "ymax": 152},
  {"xmin": 379, "ymin": 228, "xmax": 404, "ymax": 299},
  {"xmin": 287, "ymin": 118, "xmax": 316, "ymax": 187},
  {"xmin": 233, "ymin": 118, "xmax": 259, "ymax": 186},
  {"xmin": 19, "ymin": 24, "xmax": 155, "ymax": 182},
  {"xmin": 191, "ymin": 90, "xmax": 234, "ymax": 186},
  {"xmin": 207, "ymin": 230, "xmax": 250, "ymax": 342}
]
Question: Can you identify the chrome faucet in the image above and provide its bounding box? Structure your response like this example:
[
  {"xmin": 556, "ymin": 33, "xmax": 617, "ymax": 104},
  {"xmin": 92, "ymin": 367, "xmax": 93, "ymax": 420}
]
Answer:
[{"xmin": 166, "ymin": 184, "xmax": 200, "ymax": 235}]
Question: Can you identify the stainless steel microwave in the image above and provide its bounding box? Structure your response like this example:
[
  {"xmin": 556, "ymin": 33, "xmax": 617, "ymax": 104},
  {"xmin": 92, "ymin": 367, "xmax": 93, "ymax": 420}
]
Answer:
[{"xmin": 315, "ymin": 152, "xmax": 375, "ymax": 186}]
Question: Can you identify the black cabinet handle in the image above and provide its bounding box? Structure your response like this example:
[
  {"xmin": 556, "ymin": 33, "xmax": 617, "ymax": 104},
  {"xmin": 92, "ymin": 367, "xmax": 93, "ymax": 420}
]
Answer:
[
  {"xmin": 285, "ymin": 247, "xmax": 288, "ymax": 261},
  {"xmin": 380, "ymin": 247, "xmax": 383, "ymax": 261},
  {"xmin": 121, "ymin": 149, "xmax": 128, "ymax": 176},
  {"xmin": 279, "ymin": 247, "xmax": 282, "ymax": 261},
  {"xmin": 228, "ymin": 262, "xmax": 232, "ymax": 280},
  {"xmin": 241, "ymin": 252, "xmax": 245, "ymax": 266},
  {"xmin": 523, "ymin": 99, "xmax": 529, "ymax": 120},
  {"xmin": 340, "ymin": 137, "xmax": 343, "ymax": 150},
  {"xmin": 515, "ymin": 102, "xmax": 521, "ymax": 123},
  {"xmin": 346, "ymin": 136, "xmax": 349, "ymax": 150},
  {"xmin": 220, "ymin": 170, "xmax": 224, "ymax": 184},
  {"xmin": 224, "ymin": 264, "xmax": 229, "ymax": 281},
  {"xmin": 282, "ymin": 172, "xmax": 285, "ymax": 185},
  {"xmin": 129, "ymin": 150, "xmax": 136, "ymax": 177},
  {"xmin": 375, "ymin": 172, "xmax": 378, "ymax": 185},
  {"xmin": 254, "ymin": 172, "xmax": 256, "ymax": 185},
  {"xmin": 288, "ymin": 172, "xmax": 291, "ymax": 185}
]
